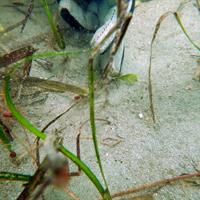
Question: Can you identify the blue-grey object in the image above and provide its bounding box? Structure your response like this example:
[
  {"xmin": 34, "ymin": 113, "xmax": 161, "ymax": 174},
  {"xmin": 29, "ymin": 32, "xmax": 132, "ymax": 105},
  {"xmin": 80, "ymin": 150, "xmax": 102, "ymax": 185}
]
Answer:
[{"xmin": 57, "ymin": 0, "xmax": 135, "ymax": 72}]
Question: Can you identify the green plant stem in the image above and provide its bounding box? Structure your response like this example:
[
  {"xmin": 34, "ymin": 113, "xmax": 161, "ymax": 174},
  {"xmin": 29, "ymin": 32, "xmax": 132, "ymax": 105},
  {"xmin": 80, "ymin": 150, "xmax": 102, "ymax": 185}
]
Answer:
[
  {"xmin": 174, "ymin": 12, "xmax": 200, "ymax": 51},
  {"xmin": 28, "ymin": 49, "xmax": 88, "ymax": 60},
  {"xmin": 40, "ymin": 0, "xmax": 65, "ymax": 49},
  {"xmin": 9, "ymin": 49, "xmax": 88, "ymax": 75},
  {"xmin": 88, "ymin": 58, "xmax": 111, "ymax": 199},
  {"xmin": 0, "ymin": 125, "xmax": 12, "ymax": 152},
  {"xmin": 0, "ymin": 172, "xmax": 32, "ymax": 182},
  {"xmin": 3, "ymin": 75, "xmax": 107, "ymax": 199},
  {"xmin": 58, "ymin": 145, "xmax": 105, "ymax": 194}
]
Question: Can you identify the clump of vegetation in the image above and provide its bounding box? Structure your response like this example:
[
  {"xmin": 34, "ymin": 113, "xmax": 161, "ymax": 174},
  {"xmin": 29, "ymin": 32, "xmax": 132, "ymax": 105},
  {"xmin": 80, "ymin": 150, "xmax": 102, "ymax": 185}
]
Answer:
[
  {"xmin": 0, "ymin": 0, "xmax": 200, "ymax": 200},
  {"xmin": 0, "ymin": 0, "xmax": 136, "ymax": 199}
]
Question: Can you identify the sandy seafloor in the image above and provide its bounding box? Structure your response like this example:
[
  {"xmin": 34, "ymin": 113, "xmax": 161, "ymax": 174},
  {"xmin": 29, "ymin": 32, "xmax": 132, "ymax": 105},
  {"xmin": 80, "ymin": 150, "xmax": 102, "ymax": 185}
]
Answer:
[{"xmin": 0, "ymin": 0, "xmax": 200, "ymax": 199}]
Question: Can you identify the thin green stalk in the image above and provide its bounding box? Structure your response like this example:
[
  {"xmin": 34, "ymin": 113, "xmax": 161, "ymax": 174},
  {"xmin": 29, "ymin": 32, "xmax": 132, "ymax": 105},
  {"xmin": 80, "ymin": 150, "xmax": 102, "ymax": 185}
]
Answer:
[
  {"xmin": 58, "ymin": 145, "xmax": 105, "ymax": 195},
  {"xmin": 88, "ymin": 59, "xmax": 111, "ymax": 199},
  {"xmin": 40, "ymin": 0, "xmax": 65, "ymax": 49},
  {"xmin": 174, "ymin": 12, "xmax": 200, "ymax": 51},
  {"xmin": 0, "ymin": 172, "xmax": 32, "ymax": 182},
  {"xmin": 3, "ymin": 75, "xmax": 107, "ymax": 199},
  {"xmin": 0, "ymin": 125, "xmax": 12, "ymax": 152},
  {"xmin": 27, "ymin": 49, "xmax": 89, "ymax": 60},
  {"xmin": 9, "ymin": 49, "xmax": 88, "ymax": 75},
  {"xmin": 4, "ymin": 77, "xmax": 46, "ymax": 140}
]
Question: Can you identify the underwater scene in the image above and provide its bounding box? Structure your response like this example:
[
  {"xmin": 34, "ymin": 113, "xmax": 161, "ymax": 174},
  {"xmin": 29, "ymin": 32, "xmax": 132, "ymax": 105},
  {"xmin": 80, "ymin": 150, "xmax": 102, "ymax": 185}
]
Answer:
[{"xmin": 0, "ymin": 0, "xmax": 200, "ymax": 199}]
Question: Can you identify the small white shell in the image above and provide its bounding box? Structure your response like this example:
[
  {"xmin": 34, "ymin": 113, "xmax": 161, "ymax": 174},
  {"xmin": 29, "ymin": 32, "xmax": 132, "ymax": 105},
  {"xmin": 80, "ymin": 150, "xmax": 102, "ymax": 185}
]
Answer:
[{"xmin": 138, "ymin": 112, "xmax": 144, "ymax": 119}]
